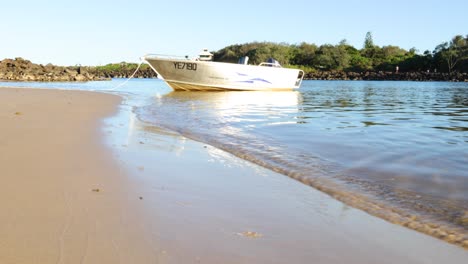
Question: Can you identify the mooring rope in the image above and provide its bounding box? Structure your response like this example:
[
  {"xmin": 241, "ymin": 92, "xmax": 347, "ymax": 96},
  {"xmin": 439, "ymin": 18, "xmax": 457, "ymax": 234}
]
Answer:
[{"xmin": 107, "ymin": 59, "xmax": 145, "ymax": 91}]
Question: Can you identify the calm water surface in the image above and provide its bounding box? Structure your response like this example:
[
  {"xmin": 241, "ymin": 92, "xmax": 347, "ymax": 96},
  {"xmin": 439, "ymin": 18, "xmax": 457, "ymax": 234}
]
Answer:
[{"xmin": 2, "ymin": 79, "xmax": 467, "ymax": 240}]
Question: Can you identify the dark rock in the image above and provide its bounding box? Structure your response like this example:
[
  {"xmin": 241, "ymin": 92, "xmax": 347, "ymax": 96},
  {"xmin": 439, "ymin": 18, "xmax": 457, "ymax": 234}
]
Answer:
[
  {"xmin": 302, "ymin": 70, "xmax": 468, "ymax": 82},
  {"xmin": 0, "ymin": 58, "xmax": 107, "ymax": 82}
]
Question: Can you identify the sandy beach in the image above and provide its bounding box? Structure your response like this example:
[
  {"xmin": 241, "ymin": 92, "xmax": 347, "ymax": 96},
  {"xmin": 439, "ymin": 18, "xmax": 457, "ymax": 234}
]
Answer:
[{"xmin": 0, "ymin": 87, "xmax": 466, "ymax": 264}]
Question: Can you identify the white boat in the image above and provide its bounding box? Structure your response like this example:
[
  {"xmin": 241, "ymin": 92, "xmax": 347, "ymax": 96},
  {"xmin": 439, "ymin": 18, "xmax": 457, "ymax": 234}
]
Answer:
[{"xmin": 143, "ymin": 49, "xmax": 304, "ymax": 91}]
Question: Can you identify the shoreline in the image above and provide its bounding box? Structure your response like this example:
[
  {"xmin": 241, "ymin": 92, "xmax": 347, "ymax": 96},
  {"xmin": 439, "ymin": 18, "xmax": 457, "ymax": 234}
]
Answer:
[{"xmin": 0, "ymin": 87, "xmax": 466, "ymax": 263}]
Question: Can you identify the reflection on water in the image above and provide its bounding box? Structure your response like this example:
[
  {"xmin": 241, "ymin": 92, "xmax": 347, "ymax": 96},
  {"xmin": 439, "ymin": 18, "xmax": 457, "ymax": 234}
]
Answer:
[{"xmin": 137, "ymin": 81, "xmax": 468, "ymax": 246}]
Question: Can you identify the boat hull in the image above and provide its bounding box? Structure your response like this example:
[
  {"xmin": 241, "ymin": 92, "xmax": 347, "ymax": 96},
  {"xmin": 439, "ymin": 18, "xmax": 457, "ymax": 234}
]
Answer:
[{"xmin": 144, "ymin": 57, "xmax": 304, "ymax": 91}]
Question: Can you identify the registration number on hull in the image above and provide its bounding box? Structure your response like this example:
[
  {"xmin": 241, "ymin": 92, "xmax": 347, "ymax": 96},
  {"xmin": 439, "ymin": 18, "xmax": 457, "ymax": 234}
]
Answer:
[{"xmin": 174, "ymin": 62, "xmax": 197, "ymax": 71}]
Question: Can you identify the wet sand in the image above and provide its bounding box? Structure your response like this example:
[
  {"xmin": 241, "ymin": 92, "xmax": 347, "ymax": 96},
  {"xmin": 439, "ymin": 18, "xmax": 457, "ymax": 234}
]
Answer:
[{"xmin": 0, "ymin": 87, "xmax": 466, "ymax": 263}]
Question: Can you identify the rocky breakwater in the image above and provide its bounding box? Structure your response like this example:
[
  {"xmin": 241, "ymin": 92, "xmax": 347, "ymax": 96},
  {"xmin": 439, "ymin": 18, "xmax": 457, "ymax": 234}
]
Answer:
[
  {"xmin": 0, "ymin": 58, "xmax": 109, "ymax": 82},
  {"xmin": 304, "ymin": 70, "xmax": 468, "ymax": 82},
  {"xmin": 88, "ymin": 63, "xmax": 157, "ymax": 79}
]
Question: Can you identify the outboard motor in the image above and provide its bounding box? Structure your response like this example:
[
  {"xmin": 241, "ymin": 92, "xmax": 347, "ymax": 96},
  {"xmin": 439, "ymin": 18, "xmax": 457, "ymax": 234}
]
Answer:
[{"xmin": 238, "ymin": 56, "xmax": 249, "ymax": 65}]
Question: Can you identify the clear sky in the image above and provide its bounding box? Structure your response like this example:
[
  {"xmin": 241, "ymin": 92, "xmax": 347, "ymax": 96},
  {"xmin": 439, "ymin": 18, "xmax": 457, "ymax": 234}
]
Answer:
[{"xmin": 1, "ymin": 0, "xmax": 466, "ymax": 65}]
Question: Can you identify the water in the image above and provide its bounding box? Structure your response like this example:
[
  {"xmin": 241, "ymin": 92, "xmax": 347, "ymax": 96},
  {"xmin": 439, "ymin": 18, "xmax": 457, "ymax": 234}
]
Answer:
[{"xmin": 2, "ymin": 79, "xmax": 467, "ymax": 243}]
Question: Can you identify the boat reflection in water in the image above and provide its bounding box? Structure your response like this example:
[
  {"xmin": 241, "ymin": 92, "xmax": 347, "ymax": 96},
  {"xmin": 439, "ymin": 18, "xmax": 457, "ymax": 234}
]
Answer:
[
  {"xmin": 160, "ymin": 90, "xmax": 302, "ymax": 108},
  {"xmin": 138, "ymin": 90, "xmax": 306, "ymax": 173},
  {"xmin": 151, "ymin": 90, "xmax": 303, "ymax": 131}
]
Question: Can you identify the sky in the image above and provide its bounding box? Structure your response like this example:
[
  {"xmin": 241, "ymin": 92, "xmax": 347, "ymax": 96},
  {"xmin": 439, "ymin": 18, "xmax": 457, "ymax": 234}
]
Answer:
[{"xmin": 1, "ymin": 0, "xmax": 467, "ymax": 66}]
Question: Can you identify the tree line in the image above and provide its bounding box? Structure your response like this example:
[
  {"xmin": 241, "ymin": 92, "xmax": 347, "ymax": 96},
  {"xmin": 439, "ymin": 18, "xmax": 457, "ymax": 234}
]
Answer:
[
  {"xmin": 3, "ymin": 33, "xmax": 465, "ymax": 82},
  {"xmin": 213, "ymin": 32, "xmax": 468, "ymax": 74}
]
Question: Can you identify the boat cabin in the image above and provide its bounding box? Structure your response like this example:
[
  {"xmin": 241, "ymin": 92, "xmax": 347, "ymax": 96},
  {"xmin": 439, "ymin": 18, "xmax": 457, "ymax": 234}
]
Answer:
[{"xmin": 198, "ymin": 49, "xmax": 213, "ymax": 61}]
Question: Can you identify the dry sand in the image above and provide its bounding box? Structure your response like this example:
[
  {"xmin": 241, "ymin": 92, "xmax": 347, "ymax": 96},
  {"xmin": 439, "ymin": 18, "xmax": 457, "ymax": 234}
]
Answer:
[{"xmin": 0, "ymin": 87, "xmax": 466, "ymax": 264}]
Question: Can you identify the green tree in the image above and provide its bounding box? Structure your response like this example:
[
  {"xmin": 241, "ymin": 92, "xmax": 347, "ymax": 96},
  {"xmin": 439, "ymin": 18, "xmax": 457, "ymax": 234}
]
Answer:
[
  {"xmin": 211, "ymin": 34, "xmax": 467, "ymax": 74},
  {"xmin": 214, "ymin": 42, "xmax": 293, "ymax": 65},
  {"xmin": 313, "ymin": 43, "xmax": 351, "ymax": 70},
  {"xmin": 245, "ymin": 44, "xmax": 276, "ymax": 65},
  {"xmin": 373, "ymin": 45, "xmax": 408, "ymax": 71},
  {"xmin": 434, "ymin": 35, "xmax": 468, "ymax": 74},
  {"xmin": 361, "ymin": 32, "xmax": 380, "ymax": 65},
  {"xmin": 349, "ymin": 54, "xmax": 372, "ymax": 71},
  {"xmin": 314, "ymin": 44, "xmax": 335, "ymax": 69},
  {"xmin": 335, "ymin": 41, "xmax": 351, "ymax": 70},
  {"xmin": 290, "ymin": 42, "xmax": 317, "ymax": 66},
  {"xmin": 364, "ymin": 32, "xmax": 374, "ymax": 49}
]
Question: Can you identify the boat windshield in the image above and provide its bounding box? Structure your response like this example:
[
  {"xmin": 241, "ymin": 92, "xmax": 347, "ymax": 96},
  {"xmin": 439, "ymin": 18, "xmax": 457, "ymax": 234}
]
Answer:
[{"xmin": 259, "ymin": 58, "xmax": 282, "ymax": 67}]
